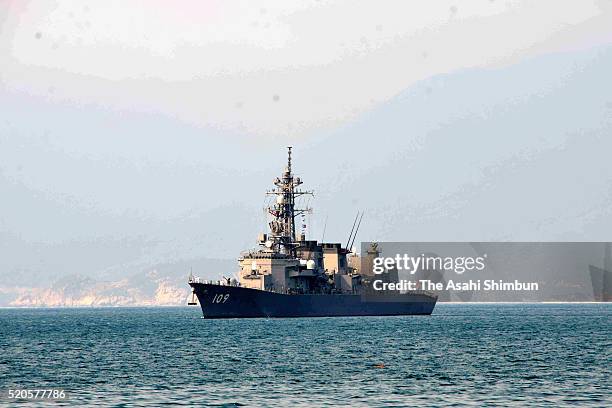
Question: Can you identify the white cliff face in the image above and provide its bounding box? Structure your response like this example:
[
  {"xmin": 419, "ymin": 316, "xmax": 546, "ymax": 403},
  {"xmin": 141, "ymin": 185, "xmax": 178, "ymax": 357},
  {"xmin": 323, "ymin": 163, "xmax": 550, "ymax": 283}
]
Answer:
[
  {"xmin": 4, "ymin": 272, "xmax": 191, "ymax": 307},
  {"xmin": 153, "ymin": 280, "xmax": 190, "ymax": 306},
  {"xmin": 0, "ymin": 258, "xmax": 234, "ymax": 307}
]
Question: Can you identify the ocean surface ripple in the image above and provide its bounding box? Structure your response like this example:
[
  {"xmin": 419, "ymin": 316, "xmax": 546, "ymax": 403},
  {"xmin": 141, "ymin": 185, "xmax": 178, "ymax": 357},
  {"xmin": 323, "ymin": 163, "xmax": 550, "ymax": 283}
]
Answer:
[{"xmin": 0, "ymin": 304, "xmax": 610, "ymax": 407}]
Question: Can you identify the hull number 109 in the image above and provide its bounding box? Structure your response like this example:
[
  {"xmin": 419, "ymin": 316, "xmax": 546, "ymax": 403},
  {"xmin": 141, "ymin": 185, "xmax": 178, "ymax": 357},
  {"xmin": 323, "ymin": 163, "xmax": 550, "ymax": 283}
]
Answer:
[{"xmin": 212, "ymin": 294, "xmax": 229, "ymax": 303}]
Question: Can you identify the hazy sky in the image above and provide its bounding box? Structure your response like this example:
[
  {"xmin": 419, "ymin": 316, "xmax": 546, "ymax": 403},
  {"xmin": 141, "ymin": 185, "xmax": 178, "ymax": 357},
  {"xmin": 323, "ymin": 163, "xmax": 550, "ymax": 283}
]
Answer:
[
  {"xmin": 2, "ymin": 0, "xmax": 611, "ymax": 138},
  {"xmin": 1, "ymin": 1, "xmax": 611, "ymax": 283}
]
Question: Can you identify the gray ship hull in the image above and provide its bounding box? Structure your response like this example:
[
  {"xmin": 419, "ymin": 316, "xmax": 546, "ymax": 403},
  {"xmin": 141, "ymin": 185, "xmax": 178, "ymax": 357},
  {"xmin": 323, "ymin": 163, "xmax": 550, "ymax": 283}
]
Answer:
[{"xmin": 190, "ymin": 282, "xmax": 437, "ymax": 318}]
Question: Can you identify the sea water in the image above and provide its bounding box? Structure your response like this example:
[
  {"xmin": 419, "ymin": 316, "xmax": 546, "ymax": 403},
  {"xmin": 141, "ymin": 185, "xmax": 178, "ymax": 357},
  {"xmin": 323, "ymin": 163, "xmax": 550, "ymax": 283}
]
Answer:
[{"xmin": 0, "ymin": 304, "xmax": 610, "ymax": 407}]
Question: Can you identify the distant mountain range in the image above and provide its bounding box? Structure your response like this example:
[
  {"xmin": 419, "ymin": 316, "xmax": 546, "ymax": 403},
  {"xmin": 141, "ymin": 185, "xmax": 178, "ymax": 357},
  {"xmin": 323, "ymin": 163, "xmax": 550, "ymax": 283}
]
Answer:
[
  {"xmin": 0, "ymin": 258, "xmax": 234, "ymax": 307},
  {"xmin": 302, "ymin": 44, "xmax": 612, "ymax": 242},
  {"xmin": 1, "ymin": 45, "xmax": 611, "ymax": 305}
]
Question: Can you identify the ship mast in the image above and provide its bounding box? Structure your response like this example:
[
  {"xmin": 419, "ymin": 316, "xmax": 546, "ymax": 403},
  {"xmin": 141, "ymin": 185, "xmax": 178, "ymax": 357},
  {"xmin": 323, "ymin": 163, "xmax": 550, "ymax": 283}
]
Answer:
[{"xmin": 266, "ymin": 147, "xmax": 313, "ymax": 256}]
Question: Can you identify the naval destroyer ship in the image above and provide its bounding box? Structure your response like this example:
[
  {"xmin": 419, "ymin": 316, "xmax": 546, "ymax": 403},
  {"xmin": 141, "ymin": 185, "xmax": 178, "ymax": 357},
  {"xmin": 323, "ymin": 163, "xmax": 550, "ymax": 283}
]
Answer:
[{"xmin": 188, "ymin": 147, "xmax": 437, "ymax": 318}]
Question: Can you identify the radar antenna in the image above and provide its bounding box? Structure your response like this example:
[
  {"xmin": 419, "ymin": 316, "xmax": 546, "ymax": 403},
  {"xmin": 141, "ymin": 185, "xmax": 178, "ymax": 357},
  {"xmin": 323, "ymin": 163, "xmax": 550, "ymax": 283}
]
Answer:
[
  {"xmin": 349, "ymin": 211, "xmax": 364, "ymax": 251},
  {"xmin": 265, "ymin": 147, "xmax": 313, "ymax": 256},
  {"xmin": 345, "ymin": 211, "xmax": 360, "ymax": 250}
]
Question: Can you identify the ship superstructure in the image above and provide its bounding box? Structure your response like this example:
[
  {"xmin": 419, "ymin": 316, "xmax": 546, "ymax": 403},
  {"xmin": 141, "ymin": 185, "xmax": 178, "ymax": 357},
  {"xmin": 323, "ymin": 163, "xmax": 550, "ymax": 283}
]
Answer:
[
  {"xmin": 188, "ymin": 147, "xmax": 437, "ymax": 318},
  {"xmin": 238, "ymin": 147, "xmax": 359, "ymax": 295}
]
